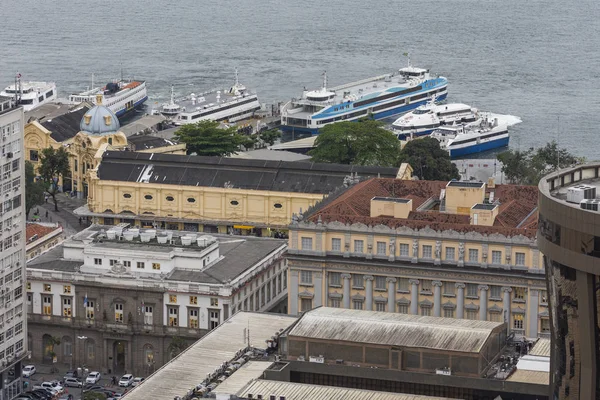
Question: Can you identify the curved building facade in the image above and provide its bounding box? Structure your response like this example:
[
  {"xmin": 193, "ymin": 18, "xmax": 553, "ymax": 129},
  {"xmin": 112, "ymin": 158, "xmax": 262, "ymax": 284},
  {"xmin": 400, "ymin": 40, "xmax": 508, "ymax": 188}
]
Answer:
[{"xmin": 538, "ymin": 163, "xmax": 600, "ymax": 399}]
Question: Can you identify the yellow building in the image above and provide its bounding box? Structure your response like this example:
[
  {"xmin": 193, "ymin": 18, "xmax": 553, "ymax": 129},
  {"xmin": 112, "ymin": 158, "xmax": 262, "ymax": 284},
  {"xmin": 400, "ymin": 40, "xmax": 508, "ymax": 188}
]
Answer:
[
  {"xmin": 24, "ymin": 97, "xmax": 184, "ymax": 198},
  {"xmin": 76, "ymin": 153, "xmax": 401, "ymax": 236},
  {"xmin": 285, "ymin": 176, "xmax": 548, "ymax": 339}
]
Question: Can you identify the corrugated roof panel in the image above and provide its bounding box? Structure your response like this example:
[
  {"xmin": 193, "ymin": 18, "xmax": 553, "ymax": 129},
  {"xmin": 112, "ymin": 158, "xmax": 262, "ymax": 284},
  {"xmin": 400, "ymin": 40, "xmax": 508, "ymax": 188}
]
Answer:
[{"xmin": 529, "ymin": 338, "xmax": 551, "ymax": 357}]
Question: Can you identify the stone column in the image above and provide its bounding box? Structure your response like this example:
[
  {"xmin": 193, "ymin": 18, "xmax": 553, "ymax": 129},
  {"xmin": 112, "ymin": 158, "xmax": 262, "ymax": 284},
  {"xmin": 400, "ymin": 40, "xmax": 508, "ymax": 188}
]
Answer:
[
  {"xmin": 501, "ymin": 287, "xmax": 512, "ymax": 326},
  {"xmin": 479, "ymin": 285, "xmax": 489, "ymax": 321},
  {"xmin": 432, "ymin": 281, "xmax": 443, "ymax": 317},
  {"xmin": 342, "ymin": 274, "xmax": 352, "ymax": 309},
  {"xmin": 527, "ymin": 288, "xmax": 539, "ymax": 337},
  {"xmin": 387, "ymin": 278, "xmax": 397, "ymax": 313},
  {"xmin": 364, "ymin": 276, "xmax": 374, "ymax": 311},
  {"xmin": 455, "ymin": 283, "xmax": 465, "ymax": 319},
  {"xmin": 289, "ymin": 270, "xmax": 299, "ymax": 315},
  {"xmin": 409, "ymin": 279, "xmax": 419, "ymax": 315},
  {"xmin": 314, "ymin": 272, "xmax": 323, "ymax": 308}
]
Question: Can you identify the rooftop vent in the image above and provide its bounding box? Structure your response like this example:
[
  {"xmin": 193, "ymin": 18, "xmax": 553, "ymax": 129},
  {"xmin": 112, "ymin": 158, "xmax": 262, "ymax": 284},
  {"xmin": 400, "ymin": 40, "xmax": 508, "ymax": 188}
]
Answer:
[
  {"xmin": 567, "ymin": 184, "xmax": 596, "ymax": 204},
  {"xmin": 580, "ymin": 199, "xmax": 600, "ymax": 211}
]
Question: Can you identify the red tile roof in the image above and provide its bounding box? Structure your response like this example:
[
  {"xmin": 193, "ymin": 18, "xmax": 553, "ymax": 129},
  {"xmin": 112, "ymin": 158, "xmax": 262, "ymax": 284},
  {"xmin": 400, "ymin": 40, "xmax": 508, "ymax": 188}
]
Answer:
[
  {"xmin": 307, "ymin": 178, "xmax": 538, "ymax": 238},
  {"xmin": 26, "ymin": 223, "xmax": 61, "ymax": 242}
]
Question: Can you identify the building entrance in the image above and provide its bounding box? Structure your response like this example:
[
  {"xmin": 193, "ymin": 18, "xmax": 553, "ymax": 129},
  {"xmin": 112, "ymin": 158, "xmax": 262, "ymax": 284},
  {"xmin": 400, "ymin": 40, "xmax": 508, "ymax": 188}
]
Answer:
[{"xmin": 113, "ymin": 341, "xmax": 126, "ymax": 374}]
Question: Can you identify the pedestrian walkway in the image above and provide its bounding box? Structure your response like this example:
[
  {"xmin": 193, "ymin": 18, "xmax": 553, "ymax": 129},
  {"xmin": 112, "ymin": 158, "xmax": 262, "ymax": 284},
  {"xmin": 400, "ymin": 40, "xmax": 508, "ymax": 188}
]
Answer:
[{"xmin": 32, "ymin": 194, "xmax": 89, "ymax": 237}]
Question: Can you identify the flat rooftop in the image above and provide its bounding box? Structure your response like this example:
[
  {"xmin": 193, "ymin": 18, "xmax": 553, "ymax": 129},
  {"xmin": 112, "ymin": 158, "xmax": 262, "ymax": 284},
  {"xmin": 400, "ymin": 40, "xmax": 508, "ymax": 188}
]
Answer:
[
  {"xmin": 287, "ymin": 307, "xmax": 503, "ymax": 354},
  {"xmin": 238, "ymin": 380, "xmax": 458, "ymax": 400},
  {"xmin": 96, "ymin": 151, "xmax": 399, "ymax": 194},
  {"xmin": 305, "ymin": 178, "xmax": 538, "ymax": 237},
  {"xmin": 124, "ymin": 312, "xmax": 298, "ymax": 400},
  {"xmin": 541, "ymin": 163, "xmax": 600, "ymax": 209}
]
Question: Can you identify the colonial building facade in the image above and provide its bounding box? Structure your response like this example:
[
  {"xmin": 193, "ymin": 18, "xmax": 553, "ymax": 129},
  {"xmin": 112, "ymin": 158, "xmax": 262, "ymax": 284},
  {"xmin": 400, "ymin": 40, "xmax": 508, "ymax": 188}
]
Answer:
[
  {"xmin": 26, "ymin": 224, "xmax": 287, "ymax": 376},
  {"xmin": 287, "ymin": 177, "xmax": 548, "ymax": 339}
]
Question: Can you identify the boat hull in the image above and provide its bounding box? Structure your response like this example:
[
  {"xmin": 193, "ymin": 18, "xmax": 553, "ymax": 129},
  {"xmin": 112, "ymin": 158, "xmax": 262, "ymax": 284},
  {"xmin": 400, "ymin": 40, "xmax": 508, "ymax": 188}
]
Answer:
[
  {"xmin": 114, "ymin": 95, "xmax": 148, "ymax": 118},
  {"xmin": 449, "ymin": 135, "xmax": 509, "ymax": 158}
]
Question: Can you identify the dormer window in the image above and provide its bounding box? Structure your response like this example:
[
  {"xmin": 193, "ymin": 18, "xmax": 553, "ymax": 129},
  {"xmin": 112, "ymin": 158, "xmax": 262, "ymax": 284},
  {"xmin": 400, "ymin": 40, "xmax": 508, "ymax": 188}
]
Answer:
[
  {"xmin": 104, "ymin": 115, "xmax": 112, "ymax": 126},
  {"xmin": 84, "ymin": 115, "xmax": 91, "ymax": 125}
]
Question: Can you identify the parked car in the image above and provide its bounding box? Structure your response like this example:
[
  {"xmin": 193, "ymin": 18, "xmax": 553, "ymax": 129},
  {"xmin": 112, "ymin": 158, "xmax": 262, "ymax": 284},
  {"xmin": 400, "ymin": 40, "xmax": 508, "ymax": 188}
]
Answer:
[
  {"xmin": 30, "ymin": 389, "xmax": 53, "ymax": 399},
  {"xmin": 83, "ymin": 384, "xmax": 102, "ymax": 392},
  {"xmin": 22, "ymin": 365, "xmax": 36, "ymax": 378},
  {"xmin": 63, "ymin": 371, "xmax": 78, "ymax": 381},
  {"xmin": 118, "ymin": 374, "xmax": 133, "ymax": 387},
  {"xmin": 39, "ymin": 381, "xmax": 64, "ymax": 395},
  {"xmin": 86, "ymin": 372, "xmax": 101, "ymax": 384},
  {"xmin": 131, "ymin": 377, "xmax": 145, "ymax": 387},
  {"xmin": 107, "ymin": 394, "xmax": 123, "ymax": 400},
  {"xmin": 63, "ymin": 378, "xmax": 82, "ymax": 388}
]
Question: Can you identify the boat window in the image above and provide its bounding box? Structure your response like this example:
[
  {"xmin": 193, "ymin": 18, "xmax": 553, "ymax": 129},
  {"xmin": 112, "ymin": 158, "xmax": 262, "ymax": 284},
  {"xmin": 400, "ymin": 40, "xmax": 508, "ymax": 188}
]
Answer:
[
  {"xmin": 46, "ymin": 90, "xmax": 54, "ymax": 98},
  {"xmin": 413, "ymin": 109, "xmax": 430, "ymax": 114},
  {"xmin": 20, "ymin": 99, "xmax": 33, "ymax": 105}
]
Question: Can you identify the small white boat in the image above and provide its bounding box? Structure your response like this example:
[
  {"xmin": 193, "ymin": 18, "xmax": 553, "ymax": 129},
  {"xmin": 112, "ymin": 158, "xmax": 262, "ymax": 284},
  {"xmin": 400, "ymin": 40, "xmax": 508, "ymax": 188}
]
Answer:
[
  {"xmin": 430, "ymin": 116, "xmax": 509, "ymax": 158},
  {"xmin": 0, "ymin": 74, "xmax": 57, "ymax": 112},
  {"xmin": 392, "ymin": 98, "xmax": 478, "ymax": 139}
]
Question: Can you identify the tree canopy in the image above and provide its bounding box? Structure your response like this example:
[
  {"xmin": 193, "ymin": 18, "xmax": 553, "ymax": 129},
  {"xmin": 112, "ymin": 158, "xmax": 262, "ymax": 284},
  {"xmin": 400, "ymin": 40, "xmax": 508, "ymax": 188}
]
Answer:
[
  {"xmin": 25, "ymin": 161, "xmax": 45, "ymax": 218},
  {"xmin": 397, "ymin": 137, "xmax": 460, "ymax": 181},
  {"xmin": 259, "ymin": 128, "xmax": 282, "ymax": 146},
  {"xmin": 167, "ymin": 336, "xmax": 189, "ymax": 359},
  {"xmin": 174, "ymin": 120, "xmax": 255, "ymax": 156},
  {"xmin": 308, "ymin": 120, "xmax": 400, "ymax": 167},
  {"xmin": 38, "ymin": 147, "xmax": 70, "ymax": 211},
  {"xmin": 497, "ymin": 140, "xmax": 581, "ymax": 185}
]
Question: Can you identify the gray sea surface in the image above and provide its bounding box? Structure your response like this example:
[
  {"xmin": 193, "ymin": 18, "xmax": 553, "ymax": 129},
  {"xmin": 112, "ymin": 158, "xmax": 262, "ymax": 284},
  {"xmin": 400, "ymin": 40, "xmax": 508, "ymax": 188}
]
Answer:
[{"xmin": 1, "ymin": 0, "xmax": 599, "ymax": 158}]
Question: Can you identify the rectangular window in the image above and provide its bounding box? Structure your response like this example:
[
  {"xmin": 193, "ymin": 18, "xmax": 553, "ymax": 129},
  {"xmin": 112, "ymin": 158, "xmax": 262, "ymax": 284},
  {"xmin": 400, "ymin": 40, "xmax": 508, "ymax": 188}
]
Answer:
[
  {"xmin": 300, "ymin": 270, "xmax": 313, "ymax": 284},
  {"xmin": 540, "ymin": 290, "xmax": 548, "ymax": 304},
  {"xmin": 330, "ymin": 298, "xmax": 341, "ymax": 308},
  {"xmin": 144, "ymin": 306, "xmax": 153, "ymax": 325},
  {"xmin": 354, "ymin": 240, "xmax": 364, "ymax": 253},
  {"xmin": 353, "ymin": 300, "xmax": 363, "ymax": 310},
  {"xmin": 540, "ymin": 318, "xmax": 550, "ymax": 332},
  {"xmin": 492, "ymin": 250, "xmax": 502, "ymax": 264},
  {"xmin": 513, "ymin": 314, "xmax": 524, "ymax": 329},
  {"xmin": 209, "ymin": 310, "xmax": 220, "ymax": 330},
  {"xmin": 152, "ymin": 263, "xmax": 161, "ymax": 270},
  {"xmin": 189, "ymin": 308, "xmax": 199, "ymax": 328},
  {"xmin": 490, "ymin": 285, "xmax": 501, "ymax": 299},
  {"xmin": 42, "ymin": 295, "xmax": 52, "ymax": 315},
  {"xmin": 466, "ymin": 310, "xmax": 478, "ymax": 320},
  {"xmin": 168, "ymin": 307, "xmax": 178, "ymax": 326},
  {"xmin": 123, "ymin": 260, "xmax": 131, "ymax": 268},
  {"xmin": 43, "ymin": 284, "xmax": 51, "ymax": 292},
  {"xmin": 515, "ymin": 252, "xmax": 526, "ymax": 266},
  {"xmin": 329, "ymin": 272, "xmax": 341, "ymax": 286},
  {"xmin": 169, "ymin": 294, "xmax": 177, "ymax": 303},
  {"xmin": 137, "ymin": 262, "xmax": 145, "ymax": 269},
  {"xmin": 443, "ymin": 308, "xmax": 454, "ymax": 318},
  {"xmin": 331, "ymin": 238, "xmax": 342, "ymax": 251},
  {"xmin": 189, "ymin": 296, "xmax": 198, "ymax": 305},
  {"xmin": 399, "ymin": 243, "xmax": 409, "ymax": 256},
  {"xmin": 210, "ymin": 298, "xmax": 218, "ymax": 307},
  {"xmin": 62, "ymin": 297, "xmax": 72, "ymax": 317},
  {"xmin": 352, "ymin": 274, "xmax": 363, "ymax": 288},
  {"xmin": 398, "ymin": 278, "xmax": 409, "ymax": 292},
  {"xmin": 443, "ymin": 281, "xmax": 455, "ymax": 296},
  {"xmin": 63, "ymin": 285, "xmax": 71, "ymax": 294},
  {"xmin": 109, "ymin": 259, "xmax": 117, "ymax": 266},
  {"xmin": 115, "ymin": 303, "xmax": 123, "ymax": 323},
  {"xmin": 86, "ymin": 300, "xmax": 95, "ymax": 320},
  {"xmin": 301, "ymin": 298, "xmax": 312, "ymax": 312},
  {"xmin": 301, "ymin": 237, "xmax": 313, "ymax": 250},
  {"xmin": 514, "ymin": 287, "xmax": 525, "ymax": 300},
  {"xmin": 421, "ymin": 280, "xmax": 432, "ymax": 292},
  {"xmin": 375, "ymin": 276, "xmax": 386, "ymax": 290},
  {"xmin": 490, "ymin": 312, "xmax": 502, "ymax": 322},
  {"xmin": 375, "ymin": 302, "xmax": 386, "ymax": 312},
  {"xmin": 445, "ymin": 247, "xmax": 455, "ymax": 261},
  {"xmin": 468, "ymin": 249, "xmax": 478, "ymax": 262},
  {"xmin": 421, "ymin": 307, "xmax": 431, "ymax": 316},
  {"xmin": 422, "ymin": 245, "xmax": 432, "ymax": 258},
  {"xmin": 15, "ymin": 322, "xmax": 23, "ymax": 334},
  {"xmin": 29, "ymin": 150, "xmax": 39, "ymax": 162},
  {"xmin": 94, "ymin": 258, "xmax": 102, "ymax": 265},
  {"xmin": 467, "ymin": 283, "xmax": 478, "ymax": 297},
  {"xmin": 376, "ymin": 241, "xmax": 386, "ymax": 255},
  {"xmin": 398, "ymin": 304, "xmax": 409, "ymax": 314}
]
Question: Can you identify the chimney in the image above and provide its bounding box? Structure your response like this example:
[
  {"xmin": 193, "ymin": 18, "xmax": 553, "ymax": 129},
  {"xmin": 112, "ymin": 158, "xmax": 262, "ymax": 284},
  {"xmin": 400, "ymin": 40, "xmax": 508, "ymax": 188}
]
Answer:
[
  {"xmin": 370, "ymin": 197, "xmax": 412, "ymax": 219},
  {"xmin": 444, "ymin": 181, "xmax": 485, "ymax": 215},
  {"xmin": 488, "ymin": 177, "xmax": 496, "ymax": 189}
]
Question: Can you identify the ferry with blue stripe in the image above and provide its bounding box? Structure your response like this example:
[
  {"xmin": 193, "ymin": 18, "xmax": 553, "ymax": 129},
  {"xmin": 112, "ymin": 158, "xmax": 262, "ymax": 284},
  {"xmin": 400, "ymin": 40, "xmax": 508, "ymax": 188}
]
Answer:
[
  {"xmin": 280, "ymin": 58, "xmax": 448, "ymax": 135},
  {"xmin": 430, "ymin": 117, "xmax": 510, "ymax": 158},
  {"xmin": 69, "ymin": 79, "xmax": 148, "ymax": 120}
]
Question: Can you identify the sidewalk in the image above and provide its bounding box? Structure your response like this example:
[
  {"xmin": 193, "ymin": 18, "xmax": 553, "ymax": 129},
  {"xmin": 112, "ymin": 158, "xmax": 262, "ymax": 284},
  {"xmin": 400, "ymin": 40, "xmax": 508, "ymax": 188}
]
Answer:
[{"xmin": 32, "ymin": 194, "xmax": 89, "ymax": 237}]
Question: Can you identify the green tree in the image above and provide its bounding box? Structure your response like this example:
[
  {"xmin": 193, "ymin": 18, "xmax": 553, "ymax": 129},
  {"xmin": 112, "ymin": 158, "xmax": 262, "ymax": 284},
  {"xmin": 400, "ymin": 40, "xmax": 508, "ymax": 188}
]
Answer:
[
  {"xmin": 167, "ymin": 336, "xmax": 189, "ymax": 359},
  {"xmin": 47, "ymin": 336, "xmax": 61, "ymax": 359},
  {"xmin": 83, "ymin": 391, "xmax": 107, "ymax": 400},
  {"xmin": 259, "ymin": 129, "xmax": 282, "ymax": 146},
  {"xmin": 25, "ymin": 161, "xmax": 45, "ymax": 219},
  {"xmin": 174, "ymin": 120, "xmax": 253, "ymax": 156},
  {"xmin": 38, "ymin": 147, "xmax": 70, "ymax": 211},
  {"xmin": 397, "ymin": 137, "xmax": 460, "ymax": 181},
  {"xmin": 308, "ymin": 120, "xmax": 400, "ymax": 166},
  {"xmin": 497, "ymin": 140, "xmax": 581, "ymax": 185}
]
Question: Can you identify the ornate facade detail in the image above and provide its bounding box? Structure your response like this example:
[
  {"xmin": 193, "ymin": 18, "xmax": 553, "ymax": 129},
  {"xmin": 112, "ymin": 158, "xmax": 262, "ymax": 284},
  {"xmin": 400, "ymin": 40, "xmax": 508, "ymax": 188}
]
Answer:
[
  {"xmin": 340, "ymin": 273, "xmax": 351, "ymax": 280},
  {"xmin": 363, "ymin": 275, "xmax": 374, "ymax": 281},
  {"xmin": 455, "ymin": 282, "xmax": 466, "ymax": 289},
  {"xmin": 409, "ymin": 279, "xmax": 420, "ymax": 286},
  {"xmin": 432, "ymin": 281, "xmax": 443, "ymax": 287},
  {"xmin": 478, "ymin": 285, "xmax": 489, "ymax": 291},
  {"xmin": 501, "ymin": 286, "xmax": 513, "ymax": 293},
  {"xmin": 386, "ymin": 277, "xmax": 397, "ymax": 283}
]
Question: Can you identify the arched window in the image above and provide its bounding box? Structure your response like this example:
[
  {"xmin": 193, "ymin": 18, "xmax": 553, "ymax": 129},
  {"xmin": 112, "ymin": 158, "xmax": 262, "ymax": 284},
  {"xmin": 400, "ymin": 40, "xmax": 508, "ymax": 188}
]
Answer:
[{"xmin": 62, "ymin": 336, "xmax": 72, "ymax": 357}]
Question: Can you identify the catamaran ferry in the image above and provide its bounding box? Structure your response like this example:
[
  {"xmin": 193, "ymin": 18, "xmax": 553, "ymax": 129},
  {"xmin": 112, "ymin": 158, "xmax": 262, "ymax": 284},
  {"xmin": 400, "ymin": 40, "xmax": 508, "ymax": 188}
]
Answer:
[
  {"xmin": 0, "ymin": 75, "xmax": 57, "ymax": 112},
  {"xmin": 430, "ymin": 117, "xmax": 509, "ymax": 158},
  {"xmin": 159, "ymin": 70, "xmax": 261, "ymax": 125},
  {"xmin": 68, "ymin": 78, "xmax": 148, "ymax": 118},
  {"xmin": 280, "ymin": 59, "xmax": 448, "ymax": 135}
]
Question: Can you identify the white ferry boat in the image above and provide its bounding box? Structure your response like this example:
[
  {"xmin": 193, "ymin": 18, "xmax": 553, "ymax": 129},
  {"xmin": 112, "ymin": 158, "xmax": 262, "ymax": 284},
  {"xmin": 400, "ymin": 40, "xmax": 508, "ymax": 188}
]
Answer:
[
  {"xmin": 280, "ymin": 57, "xmax": 448, "ymax": 135},
  {"xmin": 68, "ymin": 78, "xmax": 148, "ymax": 118},
  {"xmin": 0, "ymin": 75, "xmax": 57, "ymax": 112},
  {"xmin": 430, "ymin": 117, "xmax": 509, "ymax": 158},
  {"xmin": 392, "ymin": 100, "xmax": 478, "ymax": 139},
  {"xmin": 160, "ymin": 70, "xmax": 261, "ymax": 125}
]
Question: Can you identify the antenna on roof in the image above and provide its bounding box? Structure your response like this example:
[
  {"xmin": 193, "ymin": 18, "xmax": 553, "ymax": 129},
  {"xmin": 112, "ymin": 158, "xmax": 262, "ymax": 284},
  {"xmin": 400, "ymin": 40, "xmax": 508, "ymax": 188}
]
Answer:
[{"xmin": 322, "ymin": 71, "xmax": 327, "ymax": 91}]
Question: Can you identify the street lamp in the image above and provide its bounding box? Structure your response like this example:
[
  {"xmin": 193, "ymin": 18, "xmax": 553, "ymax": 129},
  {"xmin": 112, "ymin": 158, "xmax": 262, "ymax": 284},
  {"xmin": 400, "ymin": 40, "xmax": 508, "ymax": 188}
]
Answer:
[{"xmin": 77, "ymin": 336, "xmax": 88, "ymax": 400}]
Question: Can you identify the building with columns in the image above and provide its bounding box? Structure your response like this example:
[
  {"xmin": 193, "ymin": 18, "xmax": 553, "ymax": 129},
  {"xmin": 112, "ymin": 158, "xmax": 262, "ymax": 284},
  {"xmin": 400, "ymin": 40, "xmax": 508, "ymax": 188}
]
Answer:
[
  {"xmin": 26, "ymin": 224, "xmax": 287, "ymax": 376},
  {"xmin": 286, "ymin": 176, "xmax": 548, "ymax": 339}
]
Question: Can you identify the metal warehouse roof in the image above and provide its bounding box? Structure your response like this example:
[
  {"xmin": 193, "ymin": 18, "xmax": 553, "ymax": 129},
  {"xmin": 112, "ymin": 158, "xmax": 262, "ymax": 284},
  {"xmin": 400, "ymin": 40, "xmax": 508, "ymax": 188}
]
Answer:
[
  {"xmin": 238, "ymin": 380, "xmax": 458, "ymax": 400},
  {"xmin": 124, "ymin": 312, "xmax": 297, "ymax": 400},
  {"xmin": 529, "ymin": 338, "xmax": 551, "ymax": 357},
  {"xmin": 213, "ymin": 361, "xmax": 272, "ymax": 396},
  {"xmin": 287, "ymin": 308, "xmax": 504, "ymax": 354}
]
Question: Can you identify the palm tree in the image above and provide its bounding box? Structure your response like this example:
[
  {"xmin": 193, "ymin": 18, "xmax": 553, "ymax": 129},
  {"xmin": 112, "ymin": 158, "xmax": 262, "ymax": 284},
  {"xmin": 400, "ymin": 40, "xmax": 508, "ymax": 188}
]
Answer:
[{"xmin": 48, "ymin": 336, "xmax": 61, "ymax": 359}]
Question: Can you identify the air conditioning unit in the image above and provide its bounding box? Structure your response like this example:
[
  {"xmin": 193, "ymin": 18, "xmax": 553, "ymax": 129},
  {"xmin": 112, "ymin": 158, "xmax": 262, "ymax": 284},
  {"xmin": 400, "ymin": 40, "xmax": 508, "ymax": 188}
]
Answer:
[
  {"xmin": 568, "ymin": 184, "xmax": 596, "ymax": 203},
  {"xmin": 580, "ymin": 199, "xmax": 600, "ymax": 212}
]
